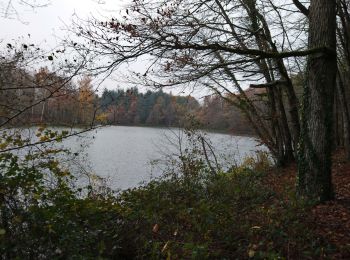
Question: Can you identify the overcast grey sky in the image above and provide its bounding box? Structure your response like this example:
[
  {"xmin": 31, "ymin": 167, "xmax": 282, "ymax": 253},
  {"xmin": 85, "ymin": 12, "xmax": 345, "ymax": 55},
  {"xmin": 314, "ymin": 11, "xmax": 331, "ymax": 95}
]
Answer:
[
  {"xmin": 0, "ymin": 0, "xmax": 153, "ymax": 94},
  {"xmin": 0, "ymin": 0, "xmax": 208, "ymax": 98},
  {"xmin": 0, "ymin": 0, "xmax": 127, "ymax": 46}
]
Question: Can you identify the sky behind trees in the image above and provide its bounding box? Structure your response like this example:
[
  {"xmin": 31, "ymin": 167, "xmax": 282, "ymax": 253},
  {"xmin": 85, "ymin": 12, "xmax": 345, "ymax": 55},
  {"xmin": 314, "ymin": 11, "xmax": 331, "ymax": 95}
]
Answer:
[
  {"xmin": 0, "ymin": 0, "xmax": 211, "ymax": 98},
  {"xmin": 0, "ymin": 0, "xmax": 125, "ymax": 43},
  {"xmin": 0, "ymin": 0, "xmax": 146, "ymax": 96}
]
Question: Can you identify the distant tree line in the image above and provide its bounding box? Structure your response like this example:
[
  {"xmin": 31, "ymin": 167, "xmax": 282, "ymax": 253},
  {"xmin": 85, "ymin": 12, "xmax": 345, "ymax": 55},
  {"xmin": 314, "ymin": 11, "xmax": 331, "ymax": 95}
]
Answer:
[
  {"xmin": 99, "ymin": 87, "xmax": 254, "ymax": 134},
  {"xmin": 0, "ymin": 60, "xmax": 98, "ymax": 127},
  {"xmin": 99, "ymin": 88, "xmax": 198, "ymax": 126},
  {"xmin": 0, "ymin": 58, "xmax": 254, "ymax": 134}
]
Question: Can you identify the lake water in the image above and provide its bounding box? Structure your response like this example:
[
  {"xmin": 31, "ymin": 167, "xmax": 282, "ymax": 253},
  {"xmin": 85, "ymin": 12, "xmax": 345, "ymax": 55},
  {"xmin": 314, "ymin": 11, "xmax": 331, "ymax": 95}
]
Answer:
[{"xmin": 60, "ymin": 126, "xmax": 265, "ymax": 190}]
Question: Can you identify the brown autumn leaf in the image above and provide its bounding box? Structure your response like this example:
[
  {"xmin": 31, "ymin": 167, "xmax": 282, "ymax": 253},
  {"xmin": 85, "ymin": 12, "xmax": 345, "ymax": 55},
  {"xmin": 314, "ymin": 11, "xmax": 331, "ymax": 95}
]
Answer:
[{"xmin": 152, "ymin": 223, "xmax": 159, "ymax": 233}]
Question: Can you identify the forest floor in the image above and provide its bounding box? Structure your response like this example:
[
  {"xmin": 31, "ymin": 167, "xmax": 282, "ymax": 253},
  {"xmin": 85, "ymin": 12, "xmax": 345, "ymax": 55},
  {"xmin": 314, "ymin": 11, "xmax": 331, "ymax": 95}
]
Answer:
[{"xmin": 267, "ymin": 151, "xmax": 350, "ymax": 259}]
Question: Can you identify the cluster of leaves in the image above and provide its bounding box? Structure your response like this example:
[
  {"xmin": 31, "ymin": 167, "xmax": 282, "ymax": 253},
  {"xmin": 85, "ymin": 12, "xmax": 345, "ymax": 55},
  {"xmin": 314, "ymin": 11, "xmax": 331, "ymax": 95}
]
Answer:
[
  {"xmin": 117, "ymin": 160, "xmax": 330, "ymax": 259},
  {"xmin": 0, "ymin": 128, "xmax": 331, "ymax": 259},
  {"xmin": 0, "ymin": 128, "xmax": 125, "ymax": 259}
]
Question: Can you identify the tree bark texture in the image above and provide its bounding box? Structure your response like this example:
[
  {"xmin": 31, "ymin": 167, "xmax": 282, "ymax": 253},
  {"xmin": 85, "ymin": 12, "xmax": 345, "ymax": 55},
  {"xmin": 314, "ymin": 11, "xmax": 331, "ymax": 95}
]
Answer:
[{"xmin": 298, "ymin": 0, "xmax": 337, "ymax": 201}]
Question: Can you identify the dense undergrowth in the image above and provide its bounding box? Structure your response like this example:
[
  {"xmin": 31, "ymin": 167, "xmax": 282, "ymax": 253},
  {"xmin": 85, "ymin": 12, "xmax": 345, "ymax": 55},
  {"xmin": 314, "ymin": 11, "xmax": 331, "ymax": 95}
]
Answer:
[{"xmin": 0, "ymin": 129, "xmax": 333, "ymax": 259}]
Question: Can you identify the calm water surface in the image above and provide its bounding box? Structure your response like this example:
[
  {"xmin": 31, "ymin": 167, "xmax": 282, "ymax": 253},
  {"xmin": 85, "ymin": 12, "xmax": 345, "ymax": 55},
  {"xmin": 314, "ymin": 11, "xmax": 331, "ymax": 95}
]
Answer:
[{"xmin": 62, "ymin": 126, "xmax": 265, "ymax": 190}]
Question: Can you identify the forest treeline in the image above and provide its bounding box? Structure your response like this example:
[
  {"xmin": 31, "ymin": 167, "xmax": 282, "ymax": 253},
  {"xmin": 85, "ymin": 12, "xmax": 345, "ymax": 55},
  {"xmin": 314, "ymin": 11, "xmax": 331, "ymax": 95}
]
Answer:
[
  {"xmin": 0, "ymin": 60, "xmax": 253, "ymax": 134},
  {"xmin": 99, "ymin": 88, "xmax": 254, "ymax": 134}
]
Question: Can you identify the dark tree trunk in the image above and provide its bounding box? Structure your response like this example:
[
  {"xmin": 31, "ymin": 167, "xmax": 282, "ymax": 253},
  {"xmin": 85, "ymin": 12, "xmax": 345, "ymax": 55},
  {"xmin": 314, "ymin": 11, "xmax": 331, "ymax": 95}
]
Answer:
[
  {"xmin": 333, "ymin": 86, "xmax": 340, "ymax": 148},
  {"xmin": 337, "ymin": 73, "xmax": 350, "ymax": 159},
  {"xmin": 274, "ymin": 85, "xmax": 295, "ymax": 164},
  {"xmin": 335, "ymin": 0, "xmax": 350, "ymax": 159},
  {"xmin": 297, "ymin": 0, "xmax": 336, "ymax": 201}
]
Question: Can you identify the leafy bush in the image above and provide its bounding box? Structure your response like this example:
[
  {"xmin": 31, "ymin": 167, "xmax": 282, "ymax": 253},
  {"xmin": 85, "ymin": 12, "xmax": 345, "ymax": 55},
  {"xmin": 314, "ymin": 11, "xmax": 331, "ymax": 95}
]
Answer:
[
  {"xmin": 0, "ymin": 129, "xmax": 125, "ymax": 259},
  {"xmin": 116, "ymin": 168, "xmax": 329, "ymax": 259},
  {"xmin": 0, "ymin": 128, "xmax": 330, "ymax": 259}
]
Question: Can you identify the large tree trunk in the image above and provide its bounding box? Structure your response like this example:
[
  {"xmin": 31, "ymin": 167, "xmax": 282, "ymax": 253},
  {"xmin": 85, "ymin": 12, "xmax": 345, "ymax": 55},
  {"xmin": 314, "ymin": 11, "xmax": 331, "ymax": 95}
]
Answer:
[
  {"xmin": 297, "ymin": 0, "xmax": 336, "ymax": 201},
  {"xmin": 336, "ymin": 0, "xmax": 350, "ymax": 160},
  {"xmin": 337, "ymin": 72, "xmax": 350, "ymax": 160}
]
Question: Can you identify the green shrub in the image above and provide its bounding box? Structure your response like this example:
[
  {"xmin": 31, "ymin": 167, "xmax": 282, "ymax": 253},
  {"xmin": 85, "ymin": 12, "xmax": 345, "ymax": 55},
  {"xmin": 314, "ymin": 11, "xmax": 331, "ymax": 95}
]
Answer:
[
  {"xmin": 0, "ymin": 129, "xmax": 127, "ymax": 259},
  {"xmin": 0, "ymin": 129, "xmax": 330, "ymax": 259},
  {"xmin": 115, "ymin": 165, "xmax": 328, "ymax": 259}
]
